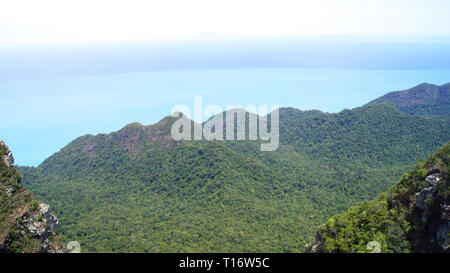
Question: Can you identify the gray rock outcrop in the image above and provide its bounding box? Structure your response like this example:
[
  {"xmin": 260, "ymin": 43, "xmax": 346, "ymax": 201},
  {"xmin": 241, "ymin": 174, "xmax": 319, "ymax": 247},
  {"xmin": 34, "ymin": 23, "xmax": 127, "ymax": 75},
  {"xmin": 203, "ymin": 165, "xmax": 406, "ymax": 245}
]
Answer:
[
  {"xmin": 414, "ymin": 171, "xmax": 449, "ymax": 252},
  {"xmin": 0, "ymin": 140, "xmax": 14, "ymax": 167},
  {"xmin": 16, "ymin": 203, "xmax": 64, "ymax": 253}
]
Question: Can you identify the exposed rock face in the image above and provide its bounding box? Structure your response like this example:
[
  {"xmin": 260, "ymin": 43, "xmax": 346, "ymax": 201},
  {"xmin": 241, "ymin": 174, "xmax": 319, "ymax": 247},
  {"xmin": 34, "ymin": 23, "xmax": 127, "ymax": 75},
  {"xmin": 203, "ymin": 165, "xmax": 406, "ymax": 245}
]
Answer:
[
  {"xmin": 39, "ymin": 203, "xmax": 59, "ymax": 231},
  {"xmin": 308, "ymin": 230, "xmax": 324, "ymax": 253},
  {"xmin": 413, "ymin": 171, "xmax": 449, "ymax": 252},
  {"xmin": 9, "ymin": 203, "xmax": 65, "ymax": 253},
  {"xmin": 0, "ymin": 140, "xmax": 67, "ymax": 253},
  {"xmin": 0, "ymin": 140, "xmax": 14, "ymax": 167},
  {"xmin": 5, "ymin": 186, "xmax": 14, "ymax": 197},
  {"xmin": 415, "ymin": 174, "xmax": 440, "ymax": 220}
]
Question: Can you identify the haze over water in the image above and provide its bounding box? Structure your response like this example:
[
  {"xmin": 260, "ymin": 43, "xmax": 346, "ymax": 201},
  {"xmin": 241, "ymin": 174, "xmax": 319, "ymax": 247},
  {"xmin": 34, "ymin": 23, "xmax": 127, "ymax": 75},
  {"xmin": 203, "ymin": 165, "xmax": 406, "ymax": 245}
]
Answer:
[{"xmin": 1, "ymin": 55, "xmax": 449, "ymax": 166}]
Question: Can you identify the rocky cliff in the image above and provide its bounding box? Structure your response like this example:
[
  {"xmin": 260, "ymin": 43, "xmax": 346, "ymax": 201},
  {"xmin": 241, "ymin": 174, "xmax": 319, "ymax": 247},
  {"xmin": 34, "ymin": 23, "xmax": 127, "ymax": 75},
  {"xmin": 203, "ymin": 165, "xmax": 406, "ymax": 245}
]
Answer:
[
  {"xmin": 308, "ymin": 142, "xmax": 449, "ymax": 253},
  {"xmin": 410, "ymin": 169, "xmax": 449, "ymax": 252},
  {"xmin": 0, "ymin": 140, "xmax": 66, "ymax": 253}
]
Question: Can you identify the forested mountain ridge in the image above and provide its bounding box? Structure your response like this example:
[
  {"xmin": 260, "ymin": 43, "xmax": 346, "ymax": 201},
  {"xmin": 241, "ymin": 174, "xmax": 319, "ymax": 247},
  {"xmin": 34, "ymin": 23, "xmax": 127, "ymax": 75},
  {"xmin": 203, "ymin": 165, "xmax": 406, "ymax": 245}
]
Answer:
[
  {"xmin": 279, "ymin": 103, "xmax": 449, "ymax": 166},
  {"xmin": 308, "ymin": 142, "xmax": 449, "ymax": 253},
  {"xmin": 36, "ymin": 115, "xmax": 180, "ymax": 176},
  {"xmin": 0, "ymin": 141, "xmax": 66, "ymax": 253},
  {"xmin": 367, "ymin": 82, "xmax": 450, "ymax": 117},
  {"xmin": 19, "ymin": 96, "xmax": 450, "ymax": 252}
]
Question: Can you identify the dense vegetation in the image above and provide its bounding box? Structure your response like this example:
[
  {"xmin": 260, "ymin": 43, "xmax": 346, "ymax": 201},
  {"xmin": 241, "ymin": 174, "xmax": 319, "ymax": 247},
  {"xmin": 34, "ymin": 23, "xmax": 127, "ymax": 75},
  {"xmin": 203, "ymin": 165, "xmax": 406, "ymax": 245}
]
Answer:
[
  {"xmin": 19, "ymin": 99, "xmax": 449, "ymax": 252},
  {"xmin": 368, "ymin": 82, "xmax": 450, "ymax": 117},
  {"xmin": 309, "ymin": 142, "xmax": 449, "ymax": 253}
]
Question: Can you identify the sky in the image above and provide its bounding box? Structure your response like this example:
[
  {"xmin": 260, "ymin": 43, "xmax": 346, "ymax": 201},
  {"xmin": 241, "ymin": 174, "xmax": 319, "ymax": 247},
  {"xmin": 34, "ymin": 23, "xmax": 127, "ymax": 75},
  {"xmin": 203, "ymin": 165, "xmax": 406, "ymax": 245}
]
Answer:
[
  {"xmin": 0, "ymin": 1, "xmax": 450, "ymax": 166},
  {"xmin": 1, "ymin": 0, "xmax": 450, "ymax": 46}
]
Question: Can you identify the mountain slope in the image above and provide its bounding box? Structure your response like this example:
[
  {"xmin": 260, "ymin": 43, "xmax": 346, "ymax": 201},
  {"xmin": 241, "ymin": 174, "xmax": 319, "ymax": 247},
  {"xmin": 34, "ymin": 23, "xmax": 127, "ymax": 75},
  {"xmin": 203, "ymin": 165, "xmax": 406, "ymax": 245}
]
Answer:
[
  {"xmin": 308, "ymin": 142, "xmax": 449, "ymax": 253},
  {"xmin": 19, "ymin": 103, "xmax": 450, "ymax": 252},
  {"xmin": 0, "ymin": 141, "xmax": 66, "ymax": 253},
  {"xmin": 367, "ymin": 83, "xmax": 450, "ymax": 117}
]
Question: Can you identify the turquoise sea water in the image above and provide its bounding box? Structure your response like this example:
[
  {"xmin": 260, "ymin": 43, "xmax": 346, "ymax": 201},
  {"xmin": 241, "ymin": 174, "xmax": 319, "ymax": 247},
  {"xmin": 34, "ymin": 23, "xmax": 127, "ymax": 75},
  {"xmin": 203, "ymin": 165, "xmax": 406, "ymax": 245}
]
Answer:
[{"xmin": 1, "ymin": 68, "xmax": 449, "ymax": 166}]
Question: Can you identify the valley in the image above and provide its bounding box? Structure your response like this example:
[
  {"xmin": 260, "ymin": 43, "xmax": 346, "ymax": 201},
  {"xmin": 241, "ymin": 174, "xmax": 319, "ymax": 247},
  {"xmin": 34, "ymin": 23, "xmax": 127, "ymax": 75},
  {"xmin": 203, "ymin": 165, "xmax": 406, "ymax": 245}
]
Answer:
[{"xmin": 14, "ymin": 83, "xmax": 449, "ymax": 252}]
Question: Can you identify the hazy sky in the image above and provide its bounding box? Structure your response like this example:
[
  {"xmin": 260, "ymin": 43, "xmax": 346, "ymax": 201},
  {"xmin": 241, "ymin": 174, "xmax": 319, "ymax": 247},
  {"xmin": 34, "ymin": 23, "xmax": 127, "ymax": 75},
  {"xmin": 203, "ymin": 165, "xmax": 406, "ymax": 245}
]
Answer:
[{"xmin": 1, "ymin": 0, "xmax": 450, "ymax": 46}]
